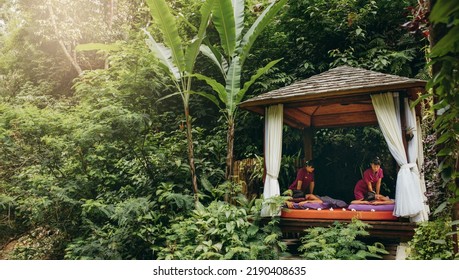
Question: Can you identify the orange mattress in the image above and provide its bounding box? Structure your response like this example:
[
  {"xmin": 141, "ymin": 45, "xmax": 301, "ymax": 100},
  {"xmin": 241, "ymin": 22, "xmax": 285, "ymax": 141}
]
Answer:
[{"xmin": 281, "ymin": 208, "xmax": 398, "ymax": 221}]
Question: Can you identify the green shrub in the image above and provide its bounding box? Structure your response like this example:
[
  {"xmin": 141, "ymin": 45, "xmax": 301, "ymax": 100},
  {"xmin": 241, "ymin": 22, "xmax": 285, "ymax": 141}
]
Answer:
[
  {"xmin": 407, "ymin": 219, "xmax": 454, "ymax": 260},
  {"xmin": 157, "ymin": 199, "xmax": 287, "ymax": 260},
  {"xmin": 298, "ymin": 218, "xmax": 388, "ymax": 260}
]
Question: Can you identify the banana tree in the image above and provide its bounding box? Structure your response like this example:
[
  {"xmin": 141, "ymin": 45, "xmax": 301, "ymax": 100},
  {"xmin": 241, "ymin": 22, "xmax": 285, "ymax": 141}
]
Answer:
[
  {"xmin": 143, "ymin": 0, "xmax": 215, "ymax": 199},
  {"xmin": 195, "ymin": 0, "xmax": 286, "ymax": 179}
]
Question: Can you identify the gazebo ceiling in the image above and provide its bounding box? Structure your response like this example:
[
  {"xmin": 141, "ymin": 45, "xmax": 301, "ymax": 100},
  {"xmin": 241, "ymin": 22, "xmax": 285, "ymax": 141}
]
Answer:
[{"xmin": 239, "ymin": 66, "xmax": 427, "ymax": 129}]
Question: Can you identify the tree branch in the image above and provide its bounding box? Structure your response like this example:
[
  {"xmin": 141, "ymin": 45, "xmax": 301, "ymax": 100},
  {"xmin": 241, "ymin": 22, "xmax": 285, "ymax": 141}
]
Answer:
[{"xmin": 48, "ymin": 4, "xmax": 83, "ymax": 75}]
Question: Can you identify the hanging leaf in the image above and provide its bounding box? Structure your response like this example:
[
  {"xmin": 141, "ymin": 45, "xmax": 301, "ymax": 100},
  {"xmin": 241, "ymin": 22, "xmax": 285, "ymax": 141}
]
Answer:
[
  {"xmin": 430, "ymin": 25, "xmax": 459, "ymax": 57},
  {"xmin": 192, "ymin": 74, "xmax": 227, "ymax": 105},
  {"xmin": 432, "ymin": 201, "xmax": 448, "ymax": 215},
  {"xmin": 192, "ymin": 91, "xmax": 221, "ymax": 108},
  {"xmin": 429, "ymin": 0, "xmax": 459, "ymax": 23}
]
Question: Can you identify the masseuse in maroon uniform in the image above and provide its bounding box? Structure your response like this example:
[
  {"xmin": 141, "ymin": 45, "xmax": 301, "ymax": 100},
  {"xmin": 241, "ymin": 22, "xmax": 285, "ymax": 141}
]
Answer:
[
  {"xmin": 289, "ymin": 160, "xmax": 321, "ymax": 201},
  {"xmin": 354, "ymin": 157, "xmax": 390, "ymax": 201},
  {"xmin": 353, "ymin": 157, "xmax": 393, "ymax": 204}
]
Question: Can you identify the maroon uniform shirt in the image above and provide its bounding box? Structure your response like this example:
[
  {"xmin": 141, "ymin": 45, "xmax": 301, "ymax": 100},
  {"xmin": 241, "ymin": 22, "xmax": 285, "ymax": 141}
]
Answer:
[{"xmin": 289, "ymin": 168, "xmax": 314, "ymax": 193}]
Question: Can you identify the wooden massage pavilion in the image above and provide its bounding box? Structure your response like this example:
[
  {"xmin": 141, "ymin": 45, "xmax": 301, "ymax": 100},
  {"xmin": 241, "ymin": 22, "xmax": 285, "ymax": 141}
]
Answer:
[{"xmin": 239, "ymin": 66, "xmax": 430, "ymax": 250}]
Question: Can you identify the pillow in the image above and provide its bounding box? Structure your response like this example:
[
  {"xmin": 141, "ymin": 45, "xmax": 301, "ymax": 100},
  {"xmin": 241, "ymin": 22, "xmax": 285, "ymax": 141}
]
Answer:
[
  {"xmin": 319, "ymin": 196, "xmax": 348, "ymax": 208},
  {"xmin": 347, "ymin": 204, "xmax": 395, "ymax": 211},
  {"xmin": 286, "ymin": 202, "xmax": 331, "ymax": 209}
]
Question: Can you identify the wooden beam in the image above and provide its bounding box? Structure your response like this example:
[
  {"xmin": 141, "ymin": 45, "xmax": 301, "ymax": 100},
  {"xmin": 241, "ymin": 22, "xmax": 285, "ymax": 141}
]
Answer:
[
  {"xmin": 312, "ymin": 104, "xmax": 374, "ymax": 116},
  {"xmin": 311, "ymin": 111, "xmax": 378, "ymax": 128},
  {"xmin": 302, "ymin": 127, "xmax": 314, "ymax": 161},
  {"xmin": 283, "ymin": 94, "xmax": 372, "ymax": 108},
  {"xmin": 284, "ymin": 108, "xmax": 311, "ymax": 127}
]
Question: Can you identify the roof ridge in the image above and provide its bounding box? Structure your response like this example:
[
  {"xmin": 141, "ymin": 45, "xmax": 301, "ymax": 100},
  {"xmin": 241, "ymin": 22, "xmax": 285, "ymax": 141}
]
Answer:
[{"xmin": 240, "ymin": 66, "xmax": 426, "ymax": 107}]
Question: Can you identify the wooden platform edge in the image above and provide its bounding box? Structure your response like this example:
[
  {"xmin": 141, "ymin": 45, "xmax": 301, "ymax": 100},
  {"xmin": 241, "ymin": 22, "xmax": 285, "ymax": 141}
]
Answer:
[{"xmin": 266, "ymin": 217, "xmax": 417, "ymax": 242}]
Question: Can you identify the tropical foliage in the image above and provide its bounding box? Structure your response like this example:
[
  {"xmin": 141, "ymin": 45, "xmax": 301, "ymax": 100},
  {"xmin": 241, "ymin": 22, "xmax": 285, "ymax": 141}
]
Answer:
[
  {"xmin": 142, "ymin": 0, "xmax": 217, "ymax": 197},
  {"xmin": 298, "ymin": 219, "xmax": 388, "ymax": 260},
  {"xmin": 158, "ymin": 197, "xmax": 287, "ymax": 260},
  {"xmin": 427, "ymin": 0, "xmax": 459, "ymax": 207},
  {"xmin": 195, "ymin": 0, "xmax": 286, "ymax": 179},
  {"xmin": 0, "ymin": 0, "xmax": 457, "ymax": 260},
  {"xmin": 407, "ymin": 218, "xmax": 456, "ymax": 260}
]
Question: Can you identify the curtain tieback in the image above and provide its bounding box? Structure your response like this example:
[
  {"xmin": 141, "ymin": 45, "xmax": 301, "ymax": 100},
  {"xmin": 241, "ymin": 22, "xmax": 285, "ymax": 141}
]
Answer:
[
  {"xmin": 401, "ymin": 163, "xmax": 417, "ymax": 169},
  {"xmin": 266, "ymin": 172, "xmax": 277, "ymax": 179}
]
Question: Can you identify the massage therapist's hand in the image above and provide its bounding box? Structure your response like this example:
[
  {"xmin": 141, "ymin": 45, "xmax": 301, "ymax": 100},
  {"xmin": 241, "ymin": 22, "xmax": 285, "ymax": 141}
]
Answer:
[{"xmin": 371, "ymin": 200, "xmax": 386, "ymax": 205}]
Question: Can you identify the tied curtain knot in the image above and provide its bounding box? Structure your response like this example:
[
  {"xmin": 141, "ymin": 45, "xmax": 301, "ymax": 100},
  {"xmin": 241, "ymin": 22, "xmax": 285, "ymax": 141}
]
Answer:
[
  {"xmin": 266, "ymin": 172, "xmax": 278, "ymax": 179},
  {"xmin": 401, "ymin": 163, "xmax": 417, "ymax": 169}
]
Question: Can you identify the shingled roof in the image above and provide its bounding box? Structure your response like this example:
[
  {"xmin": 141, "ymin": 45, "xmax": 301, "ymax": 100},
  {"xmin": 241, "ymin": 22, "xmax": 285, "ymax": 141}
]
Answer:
[{"xmin": 240, "ymin": 66, "xmax": 426, "ymax": 128}]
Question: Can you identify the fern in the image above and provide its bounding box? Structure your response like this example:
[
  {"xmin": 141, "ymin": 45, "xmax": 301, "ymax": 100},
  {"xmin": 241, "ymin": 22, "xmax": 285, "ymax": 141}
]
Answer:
[{"xmin": 299, "ymin": 219, "xmax": 388, "ymax": 260}]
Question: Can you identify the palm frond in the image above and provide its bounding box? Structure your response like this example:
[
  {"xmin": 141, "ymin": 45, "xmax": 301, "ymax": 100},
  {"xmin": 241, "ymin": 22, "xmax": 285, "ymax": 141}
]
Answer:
[
  {"xmin": 233, "ymin": 0, "xmax": 245, "ymax": 42},
  {"xmin": 224, "ymin": 56, "xmax": 241, "ymax": 116},
  {"xmin": 193, "ymin": 73, "xmax": 227, "ymax": 105},
  {"xmin": 143, "ymin": 28, "xmax": 181, "ymax": 81},
  {"xmin": 185, "ymin": 0, "xmax": 216, "ymax": 73},
  {"xmin": 199, "ymin": 44, "xmax": 227, "ymax": 77},
  {"xmin": 212, "ymin": 0, "xmax": 236, "ymax": 57},
  {"xmin": 146, "ymin": 0, "xmax": 186, "ymax": 72}
]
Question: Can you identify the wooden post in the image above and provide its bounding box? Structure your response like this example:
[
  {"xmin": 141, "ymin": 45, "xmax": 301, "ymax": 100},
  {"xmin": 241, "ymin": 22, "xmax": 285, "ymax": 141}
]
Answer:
[
  {"xmin": 453, "ymin": 201, "xmax": 459, "ymax": 255},
  {"xmin": 453, "ymin": 154, "xmax": 459, "ymax": 255},
  {"xmin": 399, "ymin": 93, "xmax": 409, "ymax": 161},
  {"xmin": 302, "ymin": 127, "xmax": 314, "ymax": 161},
  {"xmin": 262, "ymin": 108, "xmax": 266, "ymax": 184}
]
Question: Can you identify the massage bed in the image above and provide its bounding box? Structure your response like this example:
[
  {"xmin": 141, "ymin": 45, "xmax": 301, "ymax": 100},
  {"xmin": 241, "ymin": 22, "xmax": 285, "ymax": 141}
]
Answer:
[{"xmin": 281, "ymin": 201, "xmax": 398, "ymax": 221}]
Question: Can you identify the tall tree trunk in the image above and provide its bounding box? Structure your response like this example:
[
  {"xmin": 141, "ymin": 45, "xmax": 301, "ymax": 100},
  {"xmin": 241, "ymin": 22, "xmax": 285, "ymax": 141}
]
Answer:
[
  {"xmin": 108, "ymin": 0, "xmax": 115, "ymax": 30},
  {"xmin": 225, "ymin": 119, "xmax": 235, "ymax": 180},
  {"xmin": 184, "ymin": 105, "xmax": 199, "ymax": 200},
  {"xmin": 105, "ymin": 0, "xmax": 116, "ymax": 69},
  {"xmin": 453, "ymin": 157, "xmax": 459, "ymax": 255},
  {"xmin": 48, "ymin": 5, "xmax": 83, "ymax": 75},
  {"xmin": 428, "ymin": 0, "xmax": 459, "ymax": 255}
]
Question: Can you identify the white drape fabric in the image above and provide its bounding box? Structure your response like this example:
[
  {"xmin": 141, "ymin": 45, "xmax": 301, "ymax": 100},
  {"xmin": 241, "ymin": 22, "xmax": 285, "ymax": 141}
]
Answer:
[
  {"xmin": 261, "ymin": 104, "xmax": 283, "ymax": 217},
  {"xmin": 406, "ymin": 101, "xmax": 429, "ymax": 222},
  {"xmin": 371, "ymin": 93, "xmax": 425, "ymax": 220}
]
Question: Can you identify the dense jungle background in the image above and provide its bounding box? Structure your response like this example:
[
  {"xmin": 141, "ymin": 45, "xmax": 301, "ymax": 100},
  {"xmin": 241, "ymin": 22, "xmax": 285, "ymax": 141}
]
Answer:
[{"xmin": 0, "ymin": 0, "xmax": 457, "ymax": 260}]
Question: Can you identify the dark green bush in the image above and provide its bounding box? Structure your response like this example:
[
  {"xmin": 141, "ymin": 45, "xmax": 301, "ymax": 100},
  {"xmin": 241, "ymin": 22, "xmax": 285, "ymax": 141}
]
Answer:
[
  {"xmin": 157, "ymin": 198, "xmax": 287, "ymax": 260},
  {"xmin": 407, "ymin": 219, "xmax": 454, "ymax": 260},
  {"xmin": 299, "ymin": 218, "xmax": 388, "ymax": 260}
]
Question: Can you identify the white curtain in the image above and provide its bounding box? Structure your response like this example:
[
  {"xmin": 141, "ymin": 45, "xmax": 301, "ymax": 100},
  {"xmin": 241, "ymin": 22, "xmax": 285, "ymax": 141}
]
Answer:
[
  {"xmin": 261, "ymin": 104, "xmax": 283, "ymax": 217},
  {"xmin": 406, "ymin": 99, "xmax": 429, "ymax": 222},
  {"xmin": 371, "ymin": 93, "xmax": 425, "ymax": 220}
]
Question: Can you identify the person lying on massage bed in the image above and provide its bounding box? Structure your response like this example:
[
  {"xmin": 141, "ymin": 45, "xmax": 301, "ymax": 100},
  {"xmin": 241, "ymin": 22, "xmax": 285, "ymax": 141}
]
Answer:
[
  {"xmin": 285, "ymin": 194, "xmax": 323, "ymax": 208},
  {"xmin": 351, "ymin": 192, "xmax": 394, "ymax": 205}
]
